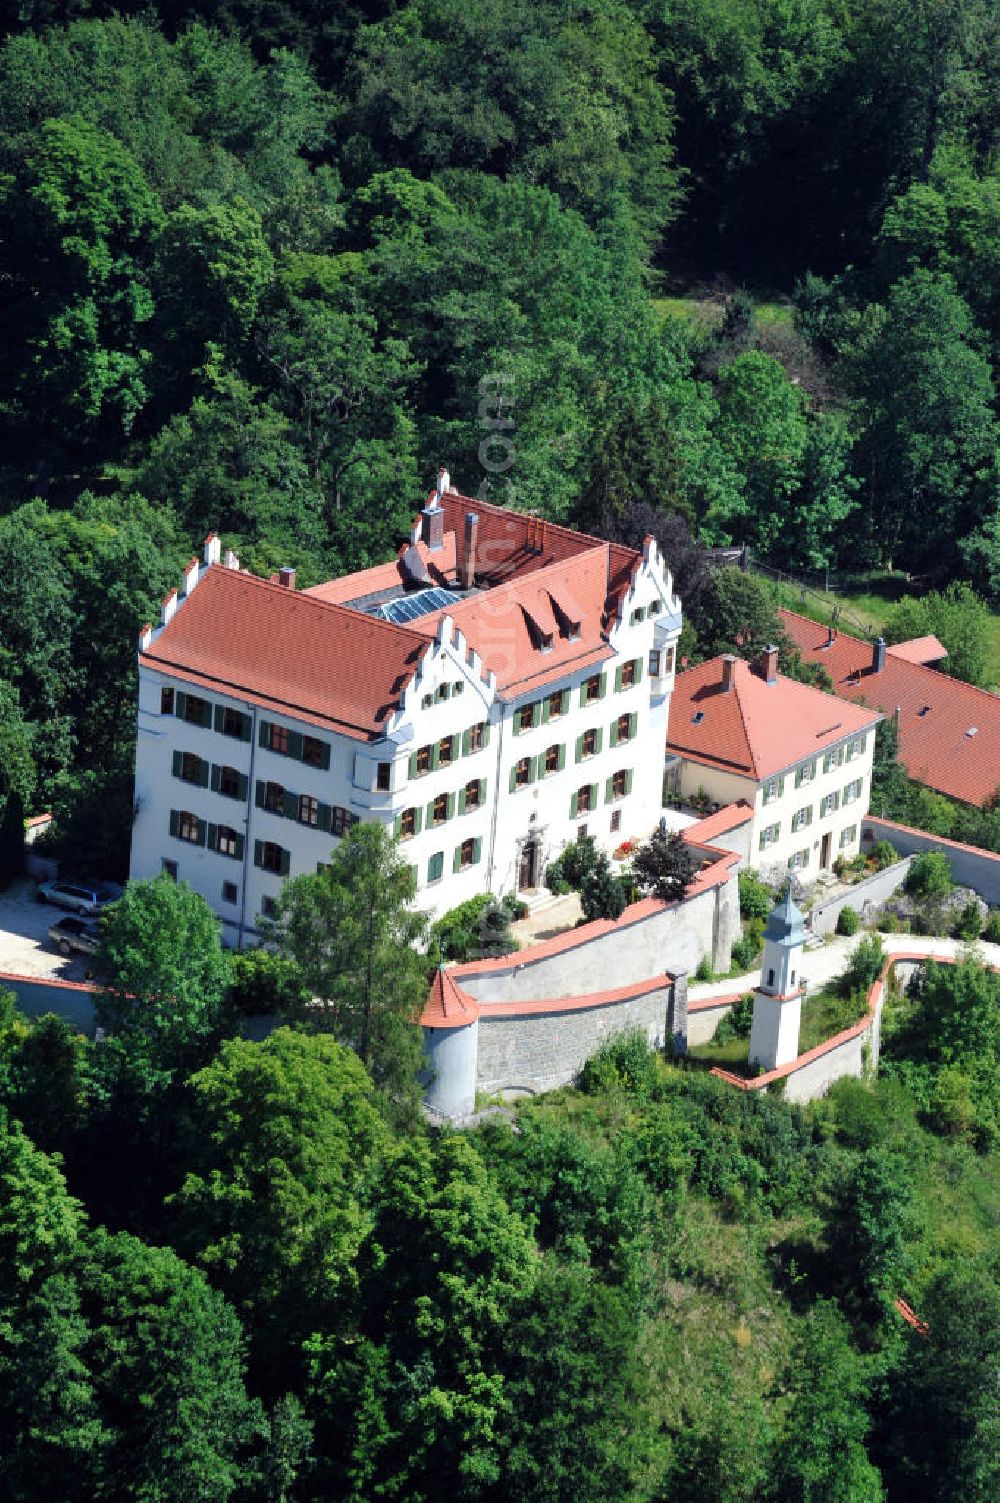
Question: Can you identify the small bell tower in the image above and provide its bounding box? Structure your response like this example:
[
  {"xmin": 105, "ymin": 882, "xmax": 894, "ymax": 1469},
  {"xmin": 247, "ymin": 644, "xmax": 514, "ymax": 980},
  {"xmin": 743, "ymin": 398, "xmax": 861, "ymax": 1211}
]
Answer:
[{"xmin": 749, "ymin": 883, "xmax": 806, "ymax": 1071}]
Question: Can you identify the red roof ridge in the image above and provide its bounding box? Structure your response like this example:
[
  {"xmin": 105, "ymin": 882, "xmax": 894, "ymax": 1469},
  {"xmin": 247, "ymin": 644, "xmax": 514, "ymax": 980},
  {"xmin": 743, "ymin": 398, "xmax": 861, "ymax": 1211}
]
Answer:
[
  {"xmin": 420, "ymin": 967, "xmax": 480, "ymax": 1029},
  {"xmin": 204, "ymin": 563, "xmax": 434, "ymax": 651}
]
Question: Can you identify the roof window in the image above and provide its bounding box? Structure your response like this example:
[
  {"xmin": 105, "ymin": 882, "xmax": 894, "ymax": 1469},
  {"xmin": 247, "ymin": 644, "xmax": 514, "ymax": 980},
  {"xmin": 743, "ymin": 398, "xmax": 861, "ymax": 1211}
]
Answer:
[
  {"xmin": 917, "ymin": 705, "xmax": 931, "ymax": 717},
  {"xmin": 692, "ymin": 710, "xmax": 705, "ymax": 725}
]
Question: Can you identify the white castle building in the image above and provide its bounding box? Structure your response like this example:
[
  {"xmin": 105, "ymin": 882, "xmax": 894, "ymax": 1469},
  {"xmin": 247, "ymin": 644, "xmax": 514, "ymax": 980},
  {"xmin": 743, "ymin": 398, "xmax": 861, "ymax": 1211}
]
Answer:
[{"xmin": 129, "ymin": 474, "xmax": 683, "ymax": 942}]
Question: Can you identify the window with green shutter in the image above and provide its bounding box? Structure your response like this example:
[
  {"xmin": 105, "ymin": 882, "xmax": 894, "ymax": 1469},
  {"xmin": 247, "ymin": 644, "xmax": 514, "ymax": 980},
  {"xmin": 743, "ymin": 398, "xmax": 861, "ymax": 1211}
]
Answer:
[
  {"xmin": 169, "ymin": 809, "xmax": 180, "ymax": 838},
  {"xmin": 428, "ymin": 851, "xmax": 444, "ymax": 883}
]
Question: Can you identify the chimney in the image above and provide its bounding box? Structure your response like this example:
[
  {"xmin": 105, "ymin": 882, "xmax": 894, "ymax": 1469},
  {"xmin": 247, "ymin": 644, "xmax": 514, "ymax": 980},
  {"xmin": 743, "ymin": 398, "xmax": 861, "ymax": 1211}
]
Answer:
[
  {"xmin": 460, "ymin": 512, "xmax": 479, "ymax": 590},
  {"xmin": 278, "ymin": 566, "xmax": 296, "ymax": 590},
  {"xmin": 203, "ymin": 533, "xmax": 221, "ymax": 566},
  {"xmin": 872, "ymin": 636, "xmax": 886, "ymax": 673},
  {"xmin": 826, "ymin": 625, "xmax": 836, "ymax": 647},
  {"xmin": 436, "ymin": 465, "xmax": 451, "ymax": 499},
  {"xmin": 721, "ymin": 653, "xmax": 737, "ymax": 692},
  {"xmin": 224, "ymin": 548, "xmax": 240, "ymax": 570},
  {"xmin": 138, "ymin": 623, "xmax": 152, "ymax": 653},
  {"xmin": 760, "ymin": 644, "xmax": 779, "ymax": 684},
  {"xmin": 161, "ymin": 588, "xmax": 178, "ymax": 627},
  {"xmin": 421, "ymin": 494, "xmax": 445, "ymax": 552},
  {"xmin": 182, "ymin": 556, "xmax": 199, "ymax": 596}
]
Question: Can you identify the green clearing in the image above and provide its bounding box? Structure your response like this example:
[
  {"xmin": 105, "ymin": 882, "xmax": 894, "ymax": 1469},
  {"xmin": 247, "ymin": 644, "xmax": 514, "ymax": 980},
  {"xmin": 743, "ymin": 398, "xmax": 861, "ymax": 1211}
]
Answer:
[{"xmin": 687, "ymin": 985, "xmax": 866, "ymax": 1073}]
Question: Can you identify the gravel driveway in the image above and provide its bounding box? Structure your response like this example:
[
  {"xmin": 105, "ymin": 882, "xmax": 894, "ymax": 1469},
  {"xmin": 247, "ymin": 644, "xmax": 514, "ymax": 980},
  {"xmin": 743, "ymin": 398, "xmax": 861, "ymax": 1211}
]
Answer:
[{"xmin": 0, "ymin": 877, "xmax": 95, "ymax": 982}]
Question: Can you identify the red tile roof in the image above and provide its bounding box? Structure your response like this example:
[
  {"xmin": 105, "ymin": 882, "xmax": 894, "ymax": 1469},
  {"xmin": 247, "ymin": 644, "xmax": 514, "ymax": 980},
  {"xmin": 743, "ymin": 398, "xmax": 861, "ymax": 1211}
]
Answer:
[
  {"xmin": 686, "ymin": 801, "xmax": 754, "ymax": 842},
  {"xmin": 780, "ymin": 609, "xmax": 1000, "ymax": 806},
  {"xmin": 887, "ymin": 635, "xmax": 947, "ymax": 666},
  {"xmin": 144, "ymin": 567, "xmax": 429, "ymax": 741},
  {"xmin": 304, "ymin": 537, "xmax": 457, "ymax": 606},
  {"xmin": 420, "ymin": 968, "xmax": 480, "ymax": 1029},
  {"xmin": 410, "ymin": 545, "xmax": 615, "ymax": 694},
  {"xmin": 667, "ymin": 655, "xmax": 880, "ymax": 781}
]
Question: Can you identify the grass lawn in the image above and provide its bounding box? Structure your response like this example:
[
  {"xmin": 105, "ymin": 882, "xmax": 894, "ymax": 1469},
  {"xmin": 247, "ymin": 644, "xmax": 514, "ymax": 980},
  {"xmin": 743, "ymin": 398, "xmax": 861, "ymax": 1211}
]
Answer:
[{"xmin": 687, "ymin": 985, "xmax": 866, "ymax": 1075}]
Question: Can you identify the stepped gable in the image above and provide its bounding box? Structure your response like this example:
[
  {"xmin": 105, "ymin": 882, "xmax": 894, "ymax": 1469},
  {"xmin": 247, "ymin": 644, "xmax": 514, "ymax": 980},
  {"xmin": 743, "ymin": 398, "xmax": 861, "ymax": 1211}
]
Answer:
[
  {"xmin": 143, "ymin": 565, "xmax": 428, "ymax": 740},
  {"xmin": 780, "ymin": 608, "xmax": 1000, "ymax": 806},
  {"xmin": 409, "ymin": 545, "xmax": 614, "ymax": 695},
  {"xmin": 668, "ymin": 654, "xmax": 880, "ymax": 780}
]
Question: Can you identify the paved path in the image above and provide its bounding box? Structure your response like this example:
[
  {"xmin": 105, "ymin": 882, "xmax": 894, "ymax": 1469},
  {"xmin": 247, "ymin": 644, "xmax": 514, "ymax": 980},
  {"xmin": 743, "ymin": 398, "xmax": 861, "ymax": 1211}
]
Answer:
[
  {"xmin": 688, "ymin": 929, "xmax": 1000, "ymax": 1003},
  {"xmin": 0, "ymin": 876, "xmax": 92, "ymax": 982}
]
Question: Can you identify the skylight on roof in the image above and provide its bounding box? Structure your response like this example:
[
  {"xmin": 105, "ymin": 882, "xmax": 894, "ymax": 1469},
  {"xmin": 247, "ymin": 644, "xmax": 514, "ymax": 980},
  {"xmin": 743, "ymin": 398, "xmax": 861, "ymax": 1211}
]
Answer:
[
  {"xmin": 692, "ymin": 710, "xmax": 705, "ymax": 725},
  {"xmin": 917, "ymin": 705, "xmax": 931, "ymax": 717},
  {"xmin": 967, "ymin": 726, "xmax": 978, "ymax": 738},
  {"xmin": 374, "ymin": 586, "xmax": 455, "ymax": 625}
]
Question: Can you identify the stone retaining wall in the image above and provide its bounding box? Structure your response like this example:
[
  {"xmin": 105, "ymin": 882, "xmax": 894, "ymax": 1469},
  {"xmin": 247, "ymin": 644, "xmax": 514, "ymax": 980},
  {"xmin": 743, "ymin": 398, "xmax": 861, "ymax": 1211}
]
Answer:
[
  {"xmin": 862, "ymin": 817, "xmax": 1000, "ymax": 905},
  {"xmin": 809, "ymin": 857, "xmax": 913, "ymax": 935}
]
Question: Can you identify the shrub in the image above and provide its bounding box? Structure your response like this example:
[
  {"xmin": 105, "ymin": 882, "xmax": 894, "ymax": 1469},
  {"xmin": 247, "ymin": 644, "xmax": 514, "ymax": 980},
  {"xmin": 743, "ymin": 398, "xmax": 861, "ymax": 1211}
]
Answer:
[
  {"xmin": 983, "ymin": 910, "xmax": 1000, "ymax": 944},
  {"xmin": 953, "ymin": 898, "xmax": 983, "ymax": 942},
  {"xmin": 836, "ymin": 906, "xmax": 861, "ymax": 937},
  {"xmin": 871, "ymin": 839, "xmax": 899, "ymax": 871},
  {"xmin": 849, "ymin": 853, "xmax": 867, "ymax": 874},
  {"xmin": 578, "ymin": 1029, "xmax": 661, "ymax": 1098},
  {"xmin": 739, "ymin": 870, "xmax": 773, "ymax": 921},
  {"xmin": 833, "ymin": 855, "xmax": 848, "ymax": 878},
  {"xmin": 731, "ymin": 921, "xmax": 763, "ymax": 972},
  {"xmin": 880, "ymin": 912, "xmax": 902, "ymax": 934},
  {"xmin": 905, "ymin": 851, "xmax": 954, "ymax": 900},
  {"xmin": 631, "ymin": 830, "xmax": 695, "ymax": 903},
  {"xmin": 545, "ymin": 835, "xmax": 601, "ymax": 895},
  {"xmin": 431, "ymin": 893, "xmax": 517, "ymax": 961},
  {"xmin": 694, "ymin": 956, "xmax": 713, "ymax": 982},
  {"xmin": 713, "ymin": 993, "xmax": 754, "ymax": 1045},
  {"xmin": 840, "ymin": 934, "xmax": 886, "ymax": 997},
  {"xmin": 501, "ymin": 893, "xmax": 528, "ymax": 921},
  {"xmin": 580, "ymin": 858, "xmax": 628, "ymax": 921}
]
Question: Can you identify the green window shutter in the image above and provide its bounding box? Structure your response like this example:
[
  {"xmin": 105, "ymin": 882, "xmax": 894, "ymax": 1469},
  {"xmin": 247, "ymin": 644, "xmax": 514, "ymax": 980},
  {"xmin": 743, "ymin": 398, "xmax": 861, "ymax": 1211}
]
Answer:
[
  {"xmin": 605, "ymin": 776, "xmax": 614, "ymax": 803},
  {"xmin": 259, "ymin": 721, "xmax": 269, "ymax": 748},
  {"xmin": 594, "ymin": 728, "xmax": 603, "ymax": 755},
  {"xmin": 214, "ymin": 705, "xmax": 224, "ymax": 733},
  {"xmin": 287, "ymin": 730, "xmax": 303, "ymax": 761},
  {"xmin": 509, "ymin": 766, "xmax": 518, "ymax": 793},
  {"xmin": 579, "ymin": 683, "xmax": 588, "ymax": 708},
  {"xmin": 255, "ymin": 780, "xmax": 265, "ymax": 808},
  {"xmin": 318, "ymin": 740, "xmax": 330, "ymax": 770},
  {"xmin": 198, "ymin": 758, "xmax": 209, "ymax": 788},
  {"xmin": 478, "ymin": 778, "xmax": 487, "ymax": 802},
  {"xmin": 532, "ymin": 701, "xmax": 542, "ymax": 728},
  {"xmin": 461, "ymin": 728, "xmax": 470, "ymax": 756},
  {"xmin": 453, "ymin": 846, "xmax": 462, "ymax": 874},
  {"xmin": 234, "ymin": 833, "xmax": 245, "ymax": 861},
  {"xmin": 528, "ymin": 756, "xmax": 538, "ymax": 783},
  {"xmin": 625, "ymin": 769, "xmax": 633, "ymax": 794},
  {"xmin": 459, "ymin": 785, "xmax": 467, "ymax": 815},
  {"xmin": 610, "ymin": 719, "xmax": 619, "ymax": 748},
  {"xmin": 195, "ymin": 818, "xmax": 207, "ymax": 847},
  {"xmin": 570, "ymin": 791, "xmax": 579, "ymax": 819},
  {"xmin": 241, "ymin": 713, "xmax": 251, "ymax": 742},
  {"xmin": 575, "ymin": 734, "xmax": 584, "ymax": 763},
  {"xmin": 541, "ymin": 697, "xmax": 550, "ymax": 724},
  {"xmin": 598, "ymin": 674, "xmax": 607, "ymax": 699},
  {"xmin": 630, "ymin": 712, "xmax": 638, "ymax": 739},
  {"xmin": 614, "ymin": 664, "xmax": 623, "ymax": 692},
  {"xmin": 451, "ymin": 734, "xmax": 459, "ymax": 760},
  {"xmin": 237, "ymin": 773, "xmax": 248, "ymax": 802},
  {"xmin": 415, "ymin": 807, "xmax": 423, "ymax": 835},
  {"xmin": 394, "ymin": 814, "xmax": 402, "ymax": 837},
  {"xmin": 447, "ymin": 792, "xmax": 456, "ymax": 819},
  {"xmin": 634, "ymin": 658, "xmax": 643, "ymax": 684},
  {"xmin": 557, "ymin": 745, "xmax": 566, "ymax": 771},
  {"xmin": 172, "ymin": 750, "xmax": 182, "ymax": 778},
  {"xmin": 560, "ymin": 690, "xmax": 569, "ymax": 715},
  {"xmin": 169, "ymin": 810, "xmax": 179, "ymax": 838},
  {"xmin": 473, "ymin": 837, "xmax": 482, "ymax": 863},
  {"xmin": 175, "ymin": 691, "xmax": 188, "ymax": 720},
  {"xmin": 210, "ymin": 764, "xmax": 221, "ymax": 793},
  {"xmin": 280, "ymin": 848, "xmax": 291, "ymax": 876},
  {"xmin": 318, "ymin": 803, "xmax": 332, "ymax": 832},
  {"xmin": 431, "ymin": 742, "xmax": 441, "ymax": 769},
  {"xmin": 427, "ymin": 799, "xmax": 436, "ymax": 826},
  {"xmin": 254, "ymin": 839, "xmax": 263, "ymax": 867},
  {"xmin": 590, "ymin": 783, "xmax": 599, "ymax": 810},
  {"xmin": 283, "ymin": 790, "xmax": 298, "ymax": 820},
  {"xmin": 409, "ymin": 752, "xmax": 418, "ymax": 778},
  {"xmin": 777, "ymin": 775, "xmax": 785, "ymax": 796},
  {"xmin": 482, "ymin": 722, "xmax": 490, "ymax": 748},
  {"xmin": 207, "ymin": 822, "xmax": 217, "ymax": 852}
]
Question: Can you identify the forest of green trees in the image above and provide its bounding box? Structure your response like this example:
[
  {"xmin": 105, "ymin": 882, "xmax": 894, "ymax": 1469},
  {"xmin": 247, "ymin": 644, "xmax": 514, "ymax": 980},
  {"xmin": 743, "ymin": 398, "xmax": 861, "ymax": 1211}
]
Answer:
[
  {"xmin": 0, "ymin": 3, "xmax": 999, "ymax": 1495},
  {"xmin": 1, "ymin": 846, "xmax": 998, "ymax": 1502},
  {"xmin": 1, "ymin": 2, "xmax": 1000, "ymax": 863}
]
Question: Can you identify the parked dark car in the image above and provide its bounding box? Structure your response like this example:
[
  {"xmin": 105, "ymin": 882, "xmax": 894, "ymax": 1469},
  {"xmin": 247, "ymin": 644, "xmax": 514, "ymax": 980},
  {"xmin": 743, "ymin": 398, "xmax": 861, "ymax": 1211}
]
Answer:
[
  {"xmin": 37, "ymin": 879, "xmax": 123, "ymax": 916},
  {"xmin": 48, "ymin": 915, "xmax": 101, "ymax": 958}
]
